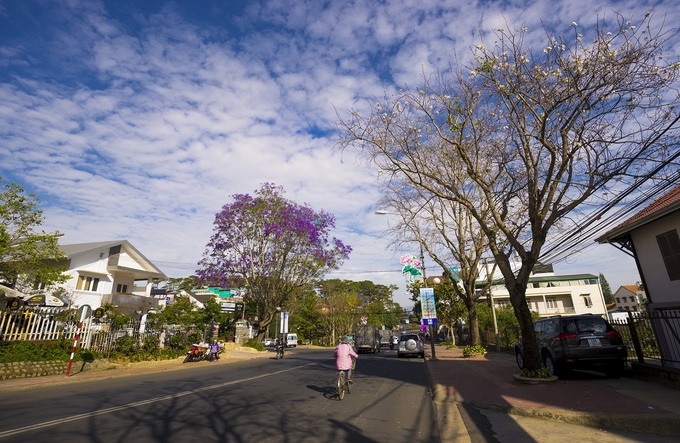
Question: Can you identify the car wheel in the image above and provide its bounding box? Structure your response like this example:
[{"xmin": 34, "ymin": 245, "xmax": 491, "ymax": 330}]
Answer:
[
  {"xmin": 544, "ymin": 354, "xmax": 558, "ymax": 376},
  {"xmin": 515, "ymin": 349, "xmax": 525, "ymax": 370}
]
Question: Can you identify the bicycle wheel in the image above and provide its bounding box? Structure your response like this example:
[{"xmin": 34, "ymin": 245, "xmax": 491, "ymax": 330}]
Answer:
[{"xmin": 337, "ymin": 372, "xmax": 345, "ymax": 400}]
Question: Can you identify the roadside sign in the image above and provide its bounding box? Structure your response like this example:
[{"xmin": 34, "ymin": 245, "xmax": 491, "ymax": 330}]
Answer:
[
  {"xmin": 8, "ymin": 298, "xmax": 20, "ymax": 310},
  {"xmin": 220, "ymin": 302, "xmax": 236, "ymax": 312},
  {"xmin": 419, "ymin": 287, "xmax": 438, "ymax": 324},
  {"xmin": 77, "ymin": 304, "xmax": 92, "ymax": 322}
]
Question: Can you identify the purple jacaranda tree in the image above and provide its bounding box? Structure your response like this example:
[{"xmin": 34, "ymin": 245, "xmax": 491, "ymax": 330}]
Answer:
[{"xmin": 196, "ymin": 183, "xmax": 352, "ymax": 340}]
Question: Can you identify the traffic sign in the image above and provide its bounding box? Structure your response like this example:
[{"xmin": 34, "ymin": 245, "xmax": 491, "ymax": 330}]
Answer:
[{"xmin": 77, "ymin": 304, "xmax": 92, "ymax": 322}]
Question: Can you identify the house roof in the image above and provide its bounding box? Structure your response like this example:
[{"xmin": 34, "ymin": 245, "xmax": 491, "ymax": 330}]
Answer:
[
  {"xmin": 597, "ymin": 184, "xmax": 680, "ymax": 243},
  {"xmin": 623, "ymin": 284, "xmax": 639, "ymax": 293},
  {"xmin": 477, "ymin": 272, "xmax": 598, "ymax": 286},
  {"xmin": 60, "ymin": 240, "xmax": 167, "ymax": 280}
]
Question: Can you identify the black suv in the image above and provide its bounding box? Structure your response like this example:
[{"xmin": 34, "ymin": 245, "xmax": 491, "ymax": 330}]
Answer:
[{"xmin": 514, "ymin": 314, "xmax": 627, "ymax": 377}]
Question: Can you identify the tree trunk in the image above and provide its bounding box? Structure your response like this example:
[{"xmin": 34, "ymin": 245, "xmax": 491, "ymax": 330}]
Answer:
[
  {"xmin": 509, "ymin": 281, "xmax": 542, "ymax": 370},
  {"xmin": 465, "ymin": 298, "xmax": 480, "ymax": 346}
]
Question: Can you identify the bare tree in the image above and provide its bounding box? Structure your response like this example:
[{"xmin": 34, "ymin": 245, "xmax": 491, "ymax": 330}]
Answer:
[
  {"xmin": 376, "ymin": 179, "xmax": 497, "ymax": 346},
  {"xmin": 339, "ymin": 13, "xmax": 680, "ymax": 371}
]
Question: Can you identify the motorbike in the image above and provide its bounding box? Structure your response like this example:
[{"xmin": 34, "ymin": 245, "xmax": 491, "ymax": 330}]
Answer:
[
  {"xmin": 275, "ymin": 343, "xmax": 285, "ymax": 359},
  {"xmin": 389, "ymin": 335, "xmax": 399, "ymax": 350},
  {"xmin": 183, "ymin": 344, "xmax": 209, "ymax": 363}
]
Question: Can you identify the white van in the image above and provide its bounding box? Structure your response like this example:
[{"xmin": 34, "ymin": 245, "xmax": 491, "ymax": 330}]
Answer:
[{"xmin": 286, "ymin": 333, "xmax": 298, "ymax": 347}]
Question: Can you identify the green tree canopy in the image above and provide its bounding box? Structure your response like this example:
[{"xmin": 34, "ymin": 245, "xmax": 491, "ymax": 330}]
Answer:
[
  {"xmin": 196, "ymin": 183, "xmax": 352, "ymax": 340},
  {"xmin": 599, "ymin": 273, "xmax": 614, "ymax": 305},
  {"xmin": 0, "ymin": 178, "xmax": 67, "ymax": 291}
]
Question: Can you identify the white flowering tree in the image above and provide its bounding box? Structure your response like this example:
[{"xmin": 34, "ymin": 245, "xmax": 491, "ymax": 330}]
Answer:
[{"xmin": 339, "ymin": 13, "xmax": 680, "ymax": 372}]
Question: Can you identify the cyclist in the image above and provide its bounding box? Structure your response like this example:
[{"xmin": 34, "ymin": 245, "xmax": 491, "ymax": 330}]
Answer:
[{"xmin": 335, "ymin": 336, "xmax": 358, "ymax": 382}]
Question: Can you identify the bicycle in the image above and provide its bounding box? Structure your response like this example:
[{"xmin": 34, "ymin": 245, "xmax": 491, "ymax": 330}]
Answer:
[{"xmin": 336, "ymin": 359, "xmax": 355, "ymax": 400}]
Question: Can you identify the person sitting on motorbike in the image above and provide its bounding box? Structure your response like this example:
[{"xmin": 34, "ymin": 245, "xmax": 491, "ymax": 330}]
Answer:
[
  {"xmin": 208, "ymin": 340, "xmax": 220, "ymax": 361},
  {"xmin": 335, "ymin": 336, "xmax": 358, "ymax": 382}
]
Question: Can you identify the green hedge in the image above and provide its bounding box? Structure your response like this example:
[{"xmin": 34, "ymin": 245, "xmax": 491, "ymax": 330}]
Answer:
[{"xmin": 0, "ymin": 339, "xmax": 95, "ymax": 363}]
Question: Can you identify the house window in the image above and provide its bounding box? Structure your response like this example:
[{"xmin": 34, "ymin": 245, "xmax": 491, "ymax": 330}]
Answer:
[
  {"xmin": 546, "ymin": 297, "xmax": 557, "ymax": 309},
  {"xmin": 581, "ymin": 294, "xmax": 593, "ymax": 308},
  {"xmin": 76, "ymin": 275, "xmax": 100, "ymax": 292},
  {"xmin": 116, "ymin": 284, "xmax": 128, "ymax": 293},
  {"xmin": 629, "ymin": 296, "xmax": 635, "ymax": 303},
  {"xmin": 616, "ymin": 297, "xmax": 620, "ymax": 303},
  {"xmin": 656, "ymin": 229, "xmax": 680, "ymax": 281}
]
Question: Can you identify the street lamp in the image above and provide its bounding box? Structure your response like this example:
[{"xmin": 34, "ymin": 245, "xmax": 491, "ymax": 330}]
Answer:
[{"xmin": 276, "ymin": 306, "xmax": 281, "ymax": 345}]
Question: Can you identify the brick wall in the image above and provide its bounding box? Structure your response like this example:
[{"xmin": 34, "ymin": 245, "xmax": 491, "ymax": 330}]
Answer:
[{"xmin": 0, "ymin": 361, "xmax": 69, "ymax": 380}]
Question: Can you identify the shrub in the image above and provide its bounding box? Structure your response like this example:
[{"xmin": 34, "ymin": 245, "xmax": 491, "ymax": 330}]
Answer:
[
  {"xmin": 142, "ymin": 335, "xmax": 160, "ymax": 353},
  {"xmin": 114, "ymin": 334, "xmax": 137, "ymax": 355},
  {"xmin": 519, "ymin": 367, "xmax": 553, "ymax": 378},
  {"xmin": 0, "ymin": 339, "xmax": 101, "ymax": 363},
  {"xmin": 166, "ymin": 333, "xmax": 190, "ymax": 350},
  {"xmin": 463, "ymin": 344, "xmax": 487, "ymax": 357}
]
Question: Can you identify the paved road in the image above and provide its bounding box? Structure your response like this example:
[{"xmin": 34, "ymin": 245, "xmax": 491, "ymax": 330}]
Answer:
[{"xmin": 0, "ymin": 348, "xmax": 438, "ymax": 442}]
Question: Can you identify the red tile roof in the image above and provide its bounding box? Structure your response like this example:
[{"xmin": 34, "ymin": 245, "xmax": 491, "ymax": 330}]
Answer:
[{"xmin": 598, "ymin": 184, "xmax": 680, "ymax": 241}]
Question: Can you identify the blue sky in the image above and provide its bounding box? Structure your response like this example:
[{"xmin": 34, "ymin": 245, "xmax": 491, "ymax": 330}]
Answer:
[{"xmin": 1, "ymin": 0, "xmax": 676, "ymax": 307}]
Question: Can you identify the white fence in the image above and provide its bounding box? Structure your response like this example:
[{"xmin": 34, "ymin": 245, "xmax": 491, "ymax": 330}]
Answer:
[{"xmin": 1, "ymin": 306, "xmax": 95, "ymax": 347}]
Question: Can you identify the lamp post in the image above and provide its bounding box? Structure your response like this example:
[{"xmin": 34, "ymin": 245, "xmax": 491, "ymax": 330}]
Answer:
[{"xmin": 276, "ymin": 306, "xmax": 281, "ymax": 346}]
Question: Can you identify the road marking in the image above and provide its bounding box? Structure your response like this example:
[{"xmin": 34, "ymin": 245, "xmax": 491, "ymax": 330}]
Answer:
[{"xmin": 0, "ymin": 362, "xmax": 317, "ymax": 439}]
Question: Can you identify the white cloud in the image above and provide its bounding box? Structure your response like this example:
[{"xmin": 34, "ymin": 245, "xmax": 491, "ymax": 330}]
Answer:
[{"xmin": 2, "ymin": 0, "xmax": 674, "ymax": 307}]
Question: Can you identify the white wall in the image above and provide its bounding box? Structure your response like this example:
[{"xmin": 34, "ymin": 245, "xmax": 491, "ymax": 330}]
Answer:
[{"xmin": 630, "ymin": 211, "xmax": 680, "ymax": 305}]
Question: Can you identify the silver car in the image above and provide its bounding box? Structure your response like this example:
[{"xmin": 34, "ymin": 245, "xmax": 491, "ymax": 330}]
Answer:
[{"xmin": 397, "ymin": 332, "xmax": 425, "ymax": 358}]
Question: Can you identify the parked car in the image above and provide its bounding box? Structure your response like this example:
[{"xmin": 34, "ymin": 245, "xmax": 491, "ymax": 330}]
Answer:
[
  {"xmin": 262, "ymin": 338, "xmax": 276, "ymax": 347},
  {"xmin": 397, "ymin": 332, "xmax": 424, "ymax": 358},
  {"xmin": 514, "ymin": 314, "xmax": 627, "ymax": 377}
]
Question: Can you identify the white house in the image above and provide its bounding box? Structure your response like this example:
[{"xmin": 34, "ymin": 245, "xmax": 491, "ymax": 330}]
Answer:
[
  {"xmin": 485, "ymin": 268, "xmax": 608, "ymax": 318},
  {"xmin": 612, "ymin": 284, "xmax": 647, "ymax": 313},
  {"xmin": 597, "ymin": 184, "xmax": 680, "ymax": 368},
  {"xmin": 55, "ymin": 240, "xmax": 167, "ymax": 313}
]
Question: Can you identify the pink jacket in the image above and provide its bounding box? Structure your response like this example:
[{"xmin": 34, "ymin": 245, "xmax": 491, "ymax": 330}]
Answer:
[{"xmin": 335, "ymin": 343, "xmax": 358, "ymax": 370}]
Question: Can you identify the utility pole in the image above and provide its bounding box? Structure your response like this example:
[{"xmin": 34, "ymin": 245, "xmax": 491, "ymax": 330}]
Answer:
[{"xmin": 421, "ymin": 245, "xmax": 437, "ymax": 361}]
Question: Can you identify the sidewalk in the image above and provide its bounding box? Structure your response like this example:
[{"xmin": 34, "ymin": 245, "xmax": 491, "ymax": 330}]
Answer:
[{"xmin": 425, "ymin": 345, "xmax": 680, "ymax": 440}]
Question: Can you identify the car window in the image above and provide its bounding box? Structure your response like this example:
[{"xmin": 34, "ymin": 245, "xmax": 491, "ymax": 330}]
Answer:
[
  {"xmin": 563, "ymin": 320, "xmax": 577, "ymax": 334},
  {"xmin": 576, "ymin": 317, "xmax": 606, "ymax": 334},
  {"xmin": 534, "ymin": 321, "xmax": 544, "ymax": 334},
  {"xmin": 544, "ymin": 319, "xmax": 558, "ymax": 334}
]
